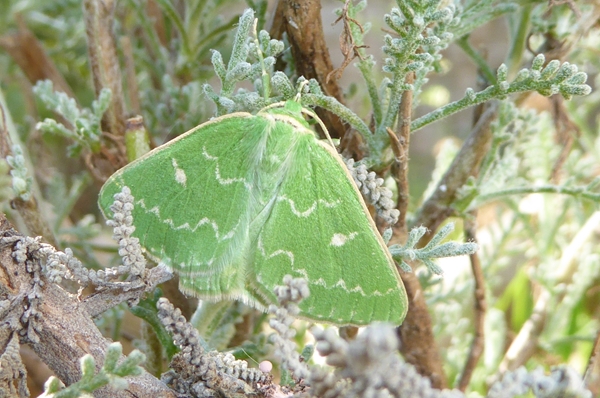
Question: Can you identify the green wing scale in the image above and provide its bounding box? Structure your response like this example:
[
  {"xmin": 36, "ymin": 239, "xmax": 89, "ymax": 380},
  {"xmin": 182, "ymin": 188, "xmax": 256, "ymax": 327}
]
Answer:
[{"xmin": 99, "ymin": 102, "xmax": 408, "ymax": 326}]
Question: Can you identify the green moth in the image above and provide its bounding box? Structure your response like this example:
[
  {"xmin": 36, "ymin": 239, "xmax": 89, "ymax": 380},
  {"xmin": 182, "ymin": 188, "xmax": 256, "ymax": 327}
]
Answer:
[{"xmin": 98, "ymin": 101, "xmax": 407, "ymax": 326}]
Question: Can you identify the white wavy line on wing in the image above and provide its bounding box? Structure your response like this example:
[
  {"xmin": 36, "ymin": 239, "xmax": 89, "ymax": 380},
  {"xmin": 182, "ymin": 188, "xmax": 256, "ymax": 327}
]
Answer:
[
  {"xmin": 276, "ymin": 195, "xmax": 340, "ymax": 218},
  {"xmin": 292, "ymin": 268, "xmax": 309, "ymax": 279},
  {"xmin": 310, "ymin": 278, "xmax": 395, "ymax": 297},
  {"xmin": 202, "ymin": 146, "xmax": 252, "ymax": 189},
  {"xmin": 201, "ymin": 146, "xmax": 218, "ymax": 160},
  {"xmin": 257, "ymin": 238, "xmax": 295, "ymax": 266},
  {"xmin": 136, "ymin": 198, "xmax": 238, "ymax": 242}
]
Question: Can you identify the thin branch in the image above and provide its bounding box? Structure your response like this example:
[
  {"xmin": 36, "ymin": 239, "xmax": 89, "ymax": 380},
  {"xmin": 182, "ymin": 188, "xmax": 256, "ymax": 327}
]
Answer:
[
  {"xmin": 549, "ymin": 91, "xmax": 580, "ymax": 183},
  {"xmin": 474, "ymin": 185, "xmax": 600, "ymax": 206},
  {"xmin": 392, "ymin": 72, "xmax": 414, "ymax": 232},
  {"xmin": 394, "ymin": 102, "xmax": 498, "ymax": 391},
  {"xmin": 120, "ymin": 36, "xmax": 141, "ymax": 115},
  {"xmin": 395, "ymin": 270, "xmax": 448, "ymax": 389},
  {"xmin": 413, "ymin": 102, "xmax": 498, "ymax": 239},
  {"xmin": 390, "ymin": 72, "xmax": 449, "ymax": 388},
  {"xmin": 584, "ymin": 329, "xmax": 600, "ymax": 396},
  {"xmin": 83, "ymin": 0, "xmax": 128, "ymax": 179},
  {"xmin": 269, "ymin": 0, "xmax": 350, "ymax": 144},
  {"xmin": 82, "ymin": 264, "xmax": 173, "ymax": 318},
  {"xmin": 498, "ymin": 289, "xmax": 549, "ymax": 374},
  {"xmin": 457, "ymin": 216, "xmax": 486, "ymax": 391}
]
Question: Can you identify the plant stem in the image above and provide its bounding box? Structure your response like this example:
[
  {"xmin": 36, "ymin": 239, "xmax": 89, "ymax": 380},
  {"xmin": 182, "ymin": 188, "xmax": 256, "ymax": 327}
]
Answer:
[
  {"xmin": 506, "ymin": 4, "xmax": 532, "ymax": 78},
  {"xmin": 154, "ymin": 0, "xmax": 192, "ymax": 57},
  {"xmin": 457, "ymin": 35, "xmax": 496, "ymax": 84},
  {"xmin": 457, "ymin": 216, "xmax": 486, "ymax": 391},
  {"xmin": 475, "ymin": 185, "xmax": 600, "ymax": 206}
]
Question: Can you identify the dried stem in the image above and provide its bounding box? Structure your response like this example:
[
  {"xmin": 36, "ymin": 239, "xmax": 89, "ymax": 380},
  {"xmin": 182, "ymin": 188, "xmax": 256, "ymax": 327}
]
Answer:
[
  {"xmin": 0, "ymin": 215, "xmax": 176, "ymax": 397},
  {"xmin": 120, "ymin": 36, "xmax": 141, "ymax": 115},
  {"xmin": 0, "ymin": 15, "xmax": 74, "ymax": 98},
  {"xmin": 457, "ymin": 216, "xmax": 486, "ymax": 391},
  {"xmin": 392, "ymin": 72, "xmax": 414, "ymax": 233},
  {"xmin": 498, "ymin": 289, "xmax": 549, "ymax": 374},
  {"xmin": 549, "ymin": 96, "xmax": 580, "ymax": 183},
  {"xmin": 269, "ymin": 0, "xmax": 348, "ymax": 142},
  {"xmin": 394, "ymin": 102, "xmax": 498, "ymax": 390},
  {"xmin": 83, "ymin": 0, "xmax": 128, "ymax": 179},
  {"xmin": 389, "ymin": 71, "xmax": 449, "ymax": 388},
  {"xmin": 395, "ymin": 270, "xmax": 447, "ymax": 389},
  {"xmin": 413, "ymin": 102, "xmax": 498, "ymax": 239}
]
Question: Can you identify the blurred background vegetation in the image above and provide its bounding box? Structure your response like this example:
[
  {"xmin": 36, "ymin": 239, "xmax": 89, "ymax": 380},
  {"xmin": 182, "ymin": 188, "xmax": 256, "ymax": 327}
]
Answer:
[{"xmin": 1, "ymin": 0, "xmax": 600, "ymax": 396}]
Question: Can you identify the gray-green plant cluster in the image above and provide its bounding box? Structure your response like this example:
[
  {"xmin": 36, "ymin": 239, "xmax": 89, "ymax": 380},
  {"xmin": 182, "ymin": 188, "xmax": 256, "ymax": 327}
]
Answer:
[{"xmin": 42, "ymin": 343, "xmax": 145, "ymax": 397}]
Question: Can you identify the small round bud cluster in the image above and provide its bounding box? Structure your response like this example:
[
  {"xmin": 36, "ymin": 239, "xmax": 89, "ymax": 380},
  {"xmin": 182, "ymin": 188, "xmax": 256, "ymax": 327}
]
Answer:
[
  {"xmin": 345, "ymin": 158, "xmax": 400, "ymax": 225},
  {"xmin": 157, "ymin": 298, "xmax": 269, "ymax": 397},
  {"xmin": 488, "ymin": 366, "xmax": 591, "ymax": 398},
  {"xmin": 273, "ymin": 274, "xmax": 310, "ymax": 306},
  {"xmin": 309, "ymin": 324, "xmax": 465, "ymax": 398},
  {"xmin": 6, "ymin": 145, "xmax": 32, "ymax": 201},
  {"xmin": 107, "ymin": 187, "xmax": 146, "ymax": 277},
  {"xmin": 311, "ymin": 326, "xmax": 348, "ymax": 367},
  {"xmin": 45, "ymin": 247, "xmax": 89, "ymax": 285},
  {"xmin": 268, "ymin": 275, "xmax": 310, "ymax": 381}
]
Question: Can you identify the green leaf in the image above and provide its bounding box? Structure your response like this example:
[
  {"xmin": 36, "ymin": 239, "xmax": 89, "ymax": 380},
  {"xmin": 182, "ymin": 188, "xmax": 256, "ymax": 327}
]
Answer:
[
  {"xmin": 99, "ymin": 101, "xmax": 407, "ymax": 326},
  {"xmin": 129, "ymin": 290, "xmax": 179, "ymax": 359}
]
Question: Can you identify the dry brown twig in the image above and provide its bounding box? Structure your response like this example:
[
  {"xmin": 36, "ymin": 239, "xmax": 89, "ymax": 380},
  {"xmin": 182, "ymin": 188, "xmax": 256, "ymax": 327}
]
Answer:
[
  {"xmin": 269, "ymin": 0, "xmax": 349, "ymax": 143},
  {"xmin": 413, "ymin": 102, "xmax": 499, "ymax": 238},
  {"xmin": 457, "ymin": 217, "xmax": 486, "ymax": 391},
  {"xmin": 0, "ymin": 15, "xmax": 74, "ymax": 98},
  {"xmin": 83, "ymin": 0, "xmax": 129, "ymax": 181},
  {"xmin": 387, "ymin": 70, "xmax": 449, "ymax": 389},
  {"xmin": 326, "ymin": 0, "xmax": 368, "ymax": 83},
  {"xmin": 393, "ymin": 103, "xmax": 499, "ymax": 390},
  {"xmin": 391, "ymin": 72, "xmax": 415, "ymax": 234}
]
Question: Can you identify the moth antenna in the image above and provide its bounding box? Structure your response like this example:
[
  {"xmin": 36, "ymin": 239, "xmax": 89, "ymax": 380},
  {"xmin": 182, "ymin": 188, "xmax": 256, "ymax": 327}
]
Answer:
[
  {"xmin": 294, "ymin": 80, "xmax": 308, "ymax": 102},
  {"xmin": 239, "ymin": 347, "xmax": 260, "ymax": 366},
  {"xmin": 300, "ymin": 107, "xmax": 336, "ymax": 150},
  {"xmin": 253, "ymin": 18, "xmax": 271, "ymax": 100},
  {"xmin": 292, "ymin": 80, "xmax": 335, "ymax": 150}
]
